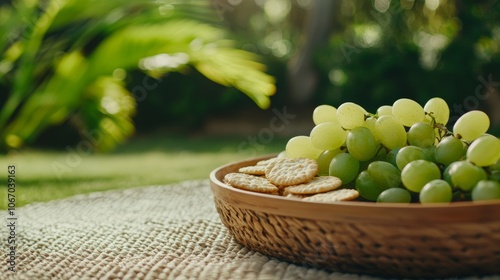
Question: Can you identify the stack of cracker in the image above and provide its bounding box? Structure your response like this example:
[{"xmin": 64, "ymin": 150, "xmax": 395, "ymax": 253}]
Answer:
[{"xmin": 223, "ymin": 157, "xmax": 359, "ymax": 203}]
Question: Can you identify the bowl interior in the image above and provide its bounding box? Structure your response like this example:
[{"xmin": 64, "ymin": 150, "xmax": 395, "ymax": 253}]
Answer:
[{"xmin": 210, "ymin": 154, "xmax": 500, "ymax": 225}]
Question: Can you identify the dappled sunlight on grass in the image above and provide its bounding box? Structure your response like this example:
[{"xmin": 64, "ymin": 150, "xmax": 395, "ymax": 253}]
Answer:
[{"xmin": 0, "ymin": 135, "xmax": 288, "ymax": 209}]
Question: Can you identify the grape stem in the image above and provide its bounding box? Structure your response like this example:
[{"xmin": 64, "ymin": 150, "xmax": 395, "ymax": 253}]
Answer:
[
  {"xmin": 364, "ymin": 113, "xmax": 376, "ymax": 120},
  {"xmin": 435, "ymin": 123, "xmax": 449, "ymax": 142},
  {"xmin": 426, "ymin": 112, "xmax": 450, "ymax": 142},
  {"xmin": 426, "ymin": 112, "xmax": 436, "ymax": 127}
]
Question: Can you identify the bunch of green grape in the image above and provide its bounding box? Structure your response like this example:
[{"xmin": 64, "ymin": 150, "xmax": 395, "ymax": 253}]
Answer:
[{"xmin": 285, "ymin": 97, "xmax": 500, "ymax": 203}]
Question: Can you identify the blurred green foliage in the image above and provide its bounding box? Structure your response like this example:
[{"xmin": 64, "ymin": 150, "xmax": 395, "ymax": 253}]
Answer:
[
  {"xmin": 220, "ymin": 0, "xmax": 500, "ymax": 132},
  {"xmin": 2, "ymin": 0, "xmax": 499, "ymax": 151},
  {"xmin": 0, "ymin": 0, "xmax": 276, "ymax": 151},
  {"xmin": 315, "ymin": 0, "xmax": 500, "ymax": 122}
]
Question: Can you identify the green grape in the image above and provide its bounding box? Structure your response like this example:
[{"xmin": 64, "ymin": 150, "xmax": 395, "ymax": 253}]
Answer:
[
  {"xmin": 490, "ymin": 170, "xmax": 500, "ymax": 182},
  {"xmin": 435, "ymin": 136, "xmax": 465, "ymax": 166},
  {"xmin": 336, "ymin": 102, "xmax": 366, "ymax": 130},
  {"xmin": 466, "ymin": 134, "xmax": 500, "ymax": 167},
  {"xmin": 377, "ymin": 188, "xmax": 412, "ymax": 203},
  {"xmin": 472, "ymin": 180, "xmax": 500, "ymax": 201},
  {"xmin": 372, "ymin": 148, "xmax": 388, "ymax": 161},
  {"xmin": 453, "ymin": 110, "xmax": 490, "ymax": 141},
  {"xmin": 424, "ymin": 97, "xmax": 450, "ymax": 125},
  {"xmin": 377, "ymin": 105, "xmax": 393, "ymax": 116},
  {"xmin": 329, "ymin": 153, "xmax": 360, "ymax": 184},
  {"xmin": 401, "ymin": 160, "xmax": 441, "ymax": 193},
  {"xmin": 362, "ymin": 117, "xmax": 380, "ymax": 142},
  {"xmin": 367, "ymin": 161, "xmax": 401, "ymax": 188},
  {"xmin": 375, "ymin": 115, "xmax": 407, "ymax": 150},
  {"xmin": 407, "ymin": 122, "xmax": 435, "ymax": 147},
  {"xmin": 423, "ymin": 145, "xmax": 438, "ymax": 164},
  {"xmin": 419, "ymin": 179, "xmax": 452, "ymax": 203},
  {"xmin": 317, "ymin": 149, "xmax": 343, "ymax": 176},
  {"xmin": 310, "ymin": 122, "xmax": 346, "ymax": 151},
  {"xmin": 346, "ymin": 127, "xmax": 380, "ymax": 161},
  {"xmin": 392, "ymin": 98, "xmax": 425, "ymax": 127},
  {"xmin": 446, "ymin": 160, "xmax": 487, "ymax": 191},
  {"xmin": 396, "ymin": 146, "xmax": 430, "ymax": 170},
  {"xmin": 286, "ymin": 135, "xmax": 323, "ymax": 159},
  {"xmin": 443, "ymin": 163, "xmax": 452, "ymax": 184},
  {"xmin": 490, "ymin": 160, "xmax": 500, "ymax": 172},
  {"xmin": 490, "ymin": 161, "xmax": 500, "ymax": 182},
  {"xmin": 359, "ymin": 148, "xmax": 387, "ymax": 171},
  {"xmin": 313, "ymin": 105, "xmax": 338, "ymax": 125},
  {"xmin": 355, "ymin": 171, "xmax": 387, "ymax": 201},
  {"xmin": 386, "ymin": 148, "xmax": 400, "ymax": 167}
]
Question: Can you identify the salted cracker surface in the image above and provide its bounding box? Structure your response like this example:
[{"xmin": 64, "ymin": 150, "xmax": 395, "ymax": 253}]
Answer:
[
  {"xmin": 224, "ymin": 173, "xmax": 279, "ymax": 194},
  {"xmin": 265, "ymin": 158, "xmax": 318, "ymax": 187},
  {"xmin": 238, "ymin": 165, "xmax": 266, "ymax": 176},
  {"xmin": 303, "ymin": 189, "xmax": 360, "ymax": 202},
  {"xmin": 284, "ymin": 176, "xmax": 342, "ymax": 195}
]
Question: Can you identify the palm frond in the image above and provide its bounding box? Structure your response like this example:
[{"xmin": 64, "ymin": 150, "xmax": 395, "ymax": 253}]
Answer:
[
  {"xmin": 86, "ymin": 20, "xmax": 225, "ymax": 76},
  {"xmin": 4, "ymin": 51, "xmax": 88, "ymax": 144},
  {"xmin": 192, "ymin": 48, "xmax": 276, "ymax": 109},
  {"xmin": 0, "ymin": 0, "xmax": 64, "ymax": 131},
  {"xmin": 0, "ymin": 1, "xmax": 276, "ymax": 151},
  {"xmin": 86, "ymin": 20, "xmax": 275, "ymax": 108},
  {"xmin": 78, "ymin": 77, "xmax": 136, "ymax": 152}
]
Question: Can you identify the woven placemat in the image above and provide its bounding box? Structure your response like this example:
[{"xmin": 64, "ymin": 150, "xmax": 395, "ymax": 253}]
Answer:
[{"xmin": 0, "ymin": 180, "xmax": 498, "ymax": 280}]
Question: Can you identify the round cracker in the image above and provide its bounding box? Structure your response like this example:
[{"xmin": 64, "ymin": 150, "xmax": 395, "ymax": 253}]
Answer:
[
  {"xmin": 223, "ymin": 173, "xmax": 279, "ymax": 194},
  {"xmin": 256, "ymin": 157, "xmax": 277, "ymax": 166},
  {"xmin": 285, "ymin": 176, "xmax": 342, "ymax": 195},
  {"xmin": 284, "ymin": 192, "xmax": 308, "ymax": 199},
  {"xmin": 303, "ymin": 189, "xmax": 360, "ymax": 203},
  {"xmin": 238, "ymin": 165, "xmax": 266, "ymax": 176},
  {"xmin": 265, "ymin": 158, "xmax": 318, "ymax": 187}
]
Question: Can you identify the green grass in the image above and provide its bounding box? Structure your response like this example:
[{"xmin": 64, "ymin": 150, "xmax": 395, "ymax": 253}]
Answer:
[{"xmin": 0, "ymin": 134, "xmax": 288, "ymax": 209}]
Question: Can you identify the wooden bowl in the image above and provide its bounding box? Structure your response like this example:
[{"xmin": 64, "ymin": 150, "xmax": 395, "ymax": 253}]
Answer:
[{"xmin": 209, "ymin": 154, "xmax": 500, "ymax": 279}]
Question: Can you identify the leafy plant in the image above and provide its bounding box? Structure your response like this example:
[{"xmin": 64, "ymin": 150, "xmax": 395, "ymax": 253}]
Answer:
[
  {"xmin": 0, "ymin": 0, "xmax": 276, "ymax": 151},
  {"xmin": 313, "ymin": 0, "xmax": 500, "ymax": 122}
]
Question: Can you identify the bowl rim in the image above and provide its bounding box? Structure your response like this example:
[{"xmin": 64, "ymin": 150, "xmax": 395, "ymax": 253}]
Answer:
[{"xmin": 209, "ymin": 154, "xmax": 500, "ymax": 225}]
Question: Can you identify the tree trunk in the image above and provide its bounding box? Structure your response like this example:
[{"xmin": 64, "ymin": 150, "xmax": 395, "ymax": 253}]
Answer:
[{"xmin": 287, "ymin": 0, "xmax": 336, "ymax": 105}]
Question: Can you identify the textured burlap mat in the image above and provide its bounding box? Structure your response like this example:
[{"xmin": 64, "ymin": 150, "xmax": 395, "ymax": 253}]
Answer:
[{"xmin": 0, "ymin": 180, "xmax": 498, "ymax": 280}]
